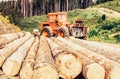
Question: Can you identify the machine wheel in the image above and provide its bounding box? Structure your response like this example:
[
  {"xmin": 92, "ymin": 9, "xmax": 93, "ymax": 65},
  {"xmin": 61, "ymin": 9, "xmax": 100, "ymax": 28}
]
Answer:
[
  {"xmin": 57, "ymin": 26, "xmax": 69, "ymax": 37},
  {"xmin": 41, "ymin": 26, "xmax": 53, "ymax": 37}
]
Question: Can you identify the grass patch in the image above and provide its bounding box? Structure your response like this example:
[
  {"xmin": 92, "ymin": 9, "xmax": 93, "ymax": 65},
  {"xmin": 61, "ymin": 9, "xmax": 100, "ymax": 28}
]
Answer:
[
  {"xmin": 19, "ymin": 15, "xmax": 45, "ymax": 32},
  {"xmin": 93, "ymin": 0, "xmax": 120, "ymax": 12}
]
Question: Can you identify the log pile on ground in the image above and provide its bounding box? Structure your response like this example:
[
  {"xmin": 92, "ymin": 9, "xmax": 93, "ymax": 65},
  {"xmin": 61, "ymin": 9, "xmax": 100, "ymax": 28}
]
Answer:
[
  {"xmin": 57, "ymin": 37, "xmax": 120, "ymax": 79},
  {"xmin": 0, "ymin": 14, "xmax": 21, "ymax": 35},
  {"xmin": 51, "ymin": 37, "xmax": 105, "ymax": 79},
  {"xmin": 2, "ymin": 36, "xmax": 35, "ymax": 76},
  {"xmin": 0, "ymin": 31, "xmax": 25, "ymax": 48},
  {"xmin": 69, "ymin": 37, "xmax": 120, "ymax": 64},
  {"xmin": 47, "ymin": 38, "xmax": 82, "ymax": 79},
  {"xmin": 0, "ymin": 32, "xmax": 120, "ymax": 79},
  {"xmin": 20, "ymin": 36, "xmax": 39, "ymax": 79},
  {"xmin": 0, "ymin": 32, "xmax": 31, "ymax": 67},
  {"xmin": 33, "ymin": 36, "xmax": 58, "ymax": 79},
  {"xmin": 0, "ymin": 20, "xmax": 14, "ymax": 34}
]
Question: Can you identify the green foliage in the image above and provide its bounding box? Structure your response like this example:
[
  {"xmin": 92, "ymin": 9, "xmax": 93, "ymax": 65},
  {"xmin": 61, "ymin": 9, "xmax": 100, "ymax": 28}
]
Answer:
[
  {"xmin": 19, "ymin": 15, "xmax": 45, "ymax": 32},
  {"xmin": 0, "ymin": 13, "xmax": 21, "ymax": 32},
  {"xmin": 94, "ymin": 0, "xmax": 120, "ymax": 12},
  {"xmin": 20, "ymin": 8, "xmax": 120, "ymax": 43},
  {"xmin": 114, "ymin": 34, "xmax": 120, "ymax": 42},
  {"xmin": 88, "ymin": 19, "xmax": 120, "ymax": 43},
  {"xmin": 88, "ymin": 28, "xmax": 99, "ymax": 38},
  {"xmin": 67, "ymin": 8, "xmax": 120, "ymax": 43},
  {"xmin": 0, "ymin": 2, "xmax": 22, "ymax": 25}
]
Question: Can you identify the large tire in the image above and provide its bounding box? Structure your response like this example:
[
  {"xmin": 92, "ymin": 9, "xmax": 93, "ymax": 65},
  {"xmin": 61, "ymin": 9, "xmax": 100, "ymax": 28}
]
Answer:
[
  {"xmin": 41, "ymin": 26, "xmax": 53, "ymax": 37},
  {"xmin": 57, "ymin": 26, "xmax": 69, "ymax": 37}
]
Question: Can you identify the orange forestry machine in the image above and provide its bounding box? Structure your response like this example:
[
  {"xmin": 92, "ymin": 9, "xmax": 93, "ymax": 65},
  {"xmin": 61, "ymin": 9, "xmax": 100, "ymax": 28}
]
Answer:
[{"xmin": 40, "ymin": 12, "xmax": 87, "ymax": 39}]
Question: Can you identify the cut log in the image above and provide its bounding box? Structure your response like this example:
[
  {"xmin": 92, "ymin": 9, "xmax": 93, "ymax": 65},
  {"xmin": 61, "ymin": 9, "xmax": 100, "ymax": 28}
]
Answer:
[
  {"xmin": 0, "ymin": 32, "xmax": 31, "ymax": 67},
  {"xmin": 84, "ymin": 63, "xmax": 105, "ymax": 79},
  {"xmin": 47, "ymin": 38, "xmax": 82, "ymax": 79},
  {"xmin": 0, "ymin": 32, "xmax": 25, "ymax": 48},
  {"xmin": 0, "ymin": 75, "xmax": 20, "ymax": 79},
  {"xmin": 69, "ymin": 37, "xmax": 120, "ymax": 64},
  {"xmin": 32, "ymin": 29, "xmax": 40, "ymax": 36},
  {"xmin": 57, "ymin": 36, "xmax": 120, "ymax": 79},
  {"xmin": 20, "ymin": 36, "xmax": 39, "ymax": 79},
  {"xmin": 33, "ymin": 36, "xmax": 58, "ymax": 79},
  {"xmin": 17, "ymin": 31, "xmax": 25, "ymax": 38},
  {"xmin": 2, "ymin": 36, "xmax": 35, "ymax": 76},
  {"xmin": 52, "ymin": 37, "xmax": 105, "ymax": 79}
]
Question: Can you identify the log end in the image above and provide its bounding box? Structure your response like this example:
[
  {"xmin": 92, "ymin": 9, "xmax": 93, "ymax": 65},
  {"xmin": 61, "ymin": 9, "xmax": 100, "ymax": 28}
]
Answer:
[
  {"xmin": 20, "ymin": 62, "xmax": 33, "ymax": 79},
  {"xmin": 0, "ymin": 75, "xmax": 20, "ymax": 79},
  {"xmin": 86, "ymin": 63, "xmax": 105, "ymax": 79},
  {"xmin": 2, "ymin": 60, "xmax": 20, "ymax": 76},
  {"xmin": 33, "ymin": 65, "xmax": 58, "ymax": 79},
  {"xmin": 109, "ymin": 66, "xmax": 120, "ymax": 79},
  {"xmin": 56, "ymin": 53, "xmax": 82, "ymax": 78}
]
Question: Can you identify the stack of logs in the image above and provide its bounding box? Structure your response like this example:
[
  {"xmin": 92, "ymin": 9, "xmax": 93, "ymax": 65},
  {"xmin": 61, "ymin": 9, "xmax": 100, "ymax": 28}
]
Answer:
[
  {"xmin": 0, "ymin": 32, "xmax": 120, "ymax": 79},
  {"xmin": 0, "ymin": 20, "xmax": 15, "ymax": 35}
]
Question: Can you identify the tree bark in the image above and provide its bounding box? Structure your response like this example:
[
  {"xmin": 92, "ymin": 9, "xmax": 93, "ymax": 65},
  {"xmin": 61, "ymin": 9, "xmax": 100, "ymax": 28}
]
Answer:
[
  {"xmin": 0, "ymin": 32, "xmax": 31, "ymax": 67},
  {"xmin": 55, "ymin": 0, "xmax": 59, "ymax": 12},
  {"xmin": 66, "ymin": 0, "xmax": 68, "ymax": 11},
  {"xmin": 20, "ymin": 36, "xmax": 39, "ymax": 79},
  {"xmin": 2, "ymin": 36, "xmax": 35, "ymax": 76},
  {"xmin": 17, "ymin": 31, "xmax": 25, "ymax": 38},
  {"xmin": 33, "ymin": 36, "xmax": 58, "ymax": 79},
  {"xmin": 51, "ymin": 37, "xmax": 105, "ymax": 79},
  {"xmin": 21, "ymin": 0, "xmax": 24, "ymax": 18},
  {"xmin": 29, "ymin": 0, "xmax": 33, "ymax": 17},
  {"xmin": 47, "ymin": 38, "xmax": 82, "ymax": 79},
  {"xmin": 57, "ymin": 36, "xmax": 120, "ymax": 79},
  {"xmin": 0, "ymin": 32, "xmax": 25, "ymax": 48},
  {"xmin": 1, "ymin": 0, "xmax": 104, "ymax": 17},
  {"xmin": 69, "ymin": 37, "xmax": 120, "ymax": 64},
  {"xmin": 0, "ymin": 75, "xmax": 20, "ymax": 79},
  {"xmin": 23, "ymin": 0, "xmax": 26, "ymax": 18}
]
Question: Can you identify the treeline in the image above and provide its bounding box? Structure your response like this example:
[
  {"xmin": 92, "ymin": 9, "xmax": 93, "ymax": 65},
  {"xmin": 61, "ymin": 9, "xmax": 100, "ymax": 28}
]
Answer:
[{"xmin": 0, "ymin": 0, "xmax": 110, "ymax": 19}]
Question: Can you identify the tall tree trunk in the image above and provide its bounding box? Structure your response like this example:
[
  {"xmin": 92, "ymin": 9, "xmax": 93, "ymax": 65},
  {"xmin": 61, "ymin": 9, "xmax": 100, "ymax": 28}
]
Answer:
[
  {"xmin": 29, "ymin": 0, "xmax": 33, "ymax": 17},
  {"xmin": 21, "ymin": 0, "xmax": 24, "ymax": 18},
  {"xmin": 55, "ymin": 0, "xmax": 59, "ymax": 12},
  {"xmin": 66, "ymin": 0, "xmax": 68, "ymax": 11}
]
